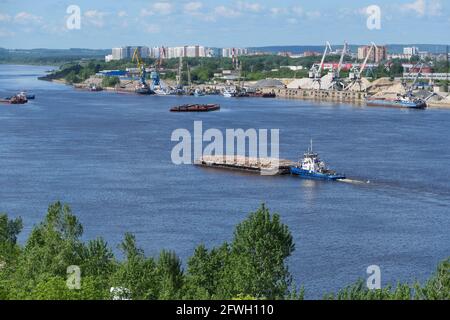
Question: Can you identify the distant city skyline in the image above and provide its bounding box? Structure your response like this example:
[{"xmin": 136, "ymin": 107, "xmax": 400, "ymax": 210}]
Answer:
[{"xmin": 1, "ymin": 0, "xmax": 450, "ymax": 49}]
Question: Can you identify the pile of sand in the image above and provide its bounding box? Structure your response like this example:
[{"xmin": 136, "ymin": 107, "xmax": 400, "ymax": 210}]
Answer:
[
  {"xmin": 345, "ymin": 78, "xmax": 372, "ymax": 92},
  {"xmin": 287, "ymin": 73, "xmax": 334, "ymax": 90},
  {"xmin": 287, "ymin": 78, "xmax": 315, "ymax": 89},
  {"xmin": 253, "ymin": 79, "xmax": 285, "ymax": 88}
]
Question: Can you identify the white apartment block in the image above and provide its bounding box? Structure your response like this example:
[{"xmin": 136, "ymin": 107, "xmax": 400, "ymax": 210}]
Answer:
[
  {"xmin": 110, "ymin": 46, "xmax": 150, "ymax": 61},
  {"xmin": 222, "ymin": 48, "xmax": 249, "ymax": 58},
  {"xmin": 403, "ymin": 47, "xmax": 419, "ymax": 56}
]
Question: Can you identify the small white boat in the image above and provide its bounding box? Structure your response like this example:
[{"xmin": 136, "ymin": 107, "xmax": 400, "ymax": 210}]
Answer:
[
  {"xmin": 223, "ymin": 87, "xmax": 236, "ymax": 98},
  {"xmin": 154, "ymin": 88, "xmax": 171, "ymax": 96}
]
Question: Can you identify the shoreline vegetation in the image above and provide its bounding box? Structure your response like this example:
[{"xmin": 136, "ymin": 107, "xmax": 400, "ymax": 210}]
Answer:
[{"xmin": 0, "ymin": 202, "xmax": 448, "ymax": 300}]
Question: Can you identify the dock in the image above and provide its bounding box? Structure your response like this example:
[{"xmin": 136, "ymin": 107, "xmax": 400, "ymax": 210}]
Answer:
[{"xmin": 195, "ymin": 155, "xmax": 295, "ymax": 175}]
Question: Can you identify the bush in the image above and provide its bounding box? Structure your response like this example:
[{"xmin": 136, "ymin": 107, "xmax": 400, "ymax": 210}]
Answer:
[{"xmin": 101, "ymin": 76, "xmax": 120, "ymax": 88}]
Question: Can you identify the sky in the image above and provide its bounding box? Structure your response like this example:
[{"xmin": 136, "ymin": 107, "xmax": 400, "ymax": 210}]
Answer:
[{"xmin": 0, "ymin": 0, "xmax": 449, "ymax": 49}]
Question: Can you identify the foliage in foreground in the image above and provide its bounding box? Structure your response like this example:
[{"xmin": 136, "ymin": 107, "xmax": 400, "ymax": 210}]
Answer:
[{"xmin": 0, "ymin": 202, "xmax": 448, "ymax": 300}]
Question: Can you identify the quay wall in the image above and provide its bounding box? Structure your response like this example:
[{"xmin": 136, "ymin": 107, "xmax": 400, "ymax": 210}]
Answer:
[{"xmin": 261, "ymin": 87, "xmax": 367, "ymax": 103}]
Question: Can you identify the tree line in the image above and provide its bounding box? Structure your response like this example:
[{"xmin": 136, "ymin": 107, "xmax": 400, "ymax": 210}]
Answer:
[{"xmin": 0, "ymin": 202, "xmax": 448, "ymax": 300}]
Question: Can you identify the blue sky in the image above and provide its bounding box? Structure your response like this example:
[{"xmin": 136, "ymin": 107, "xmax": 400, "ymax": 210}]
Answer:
[{"xmin": 0, "ymin": 0, "xmax": 449, "ymax": 49}]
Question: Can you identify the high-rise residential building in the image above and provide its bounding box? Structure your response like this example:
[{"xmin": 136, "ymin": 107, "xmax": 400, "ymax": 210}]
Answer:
[
  {"xmin": 110, "ymin": 46, "xmax": 150, "ymax": 60},
  {"xmin": 111, "ymin": 47, "xmax": 126, "ymax": 61},
  {"xmin": 357, "ymin": 45, "xmax": 387, "ymax": 63},
  {"xmin": 185, "ymin": 45, "xmax": 200, "ymax": 58},
  {"xmin": 221, "ymin": 48, "xmax": 249, "ymax": 58},
  {"xmin": 404, "ymin": 47, "xmax": 419, "ymax": 56},
  {"xmin": 163, "ymin": 45, "xmax": 213, "ymax": 59}
]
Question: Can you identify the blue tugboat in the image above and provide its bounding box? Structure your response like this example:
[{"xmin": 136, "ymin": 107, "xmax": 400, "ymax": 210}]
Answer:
[{"xmin": 290, "ymin": 141, "xmax": 345, "ymax": 181}]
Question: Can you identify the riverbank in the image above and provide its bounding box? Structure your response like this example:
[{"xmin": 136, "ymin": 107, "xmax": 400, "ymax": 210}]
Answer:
[{"xmin": 43, "ymin": 76, "xmax": 450, "ymax": 109}]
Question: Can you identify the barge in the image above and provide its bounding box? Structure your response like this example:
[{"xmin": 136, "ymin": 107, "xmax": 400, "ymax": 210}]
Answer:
[
  {"xmin": 171, "ymin": 104, "xmax": 220, "ymax": 112},
  {"xmin": 366, "ymin": 96, "xmax": 427, "ymax": 109},
  {"xmin": 195, "ymin": 155, "xmax": 295, "ymax": 175}
]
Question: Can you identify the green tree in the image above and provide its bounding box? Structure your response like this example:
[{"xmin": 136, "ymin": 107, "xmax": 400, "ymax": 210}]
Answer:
[
  {"xmin": 415, "ymin": 258, "xmax": 450, "ymax": 300},
  {"xmin": 184, "ymin": 243, "xmax": 231, "ymax": 299},
  {"xmin": 0, "ymin": 214, "xmax": 23, "ymax": 245},
  {"xmin": 79, "ymin": 237, "xmax": 116, "ymax": 287},
  {"xmin": 17, "ymin": 202, "xmax": 84, "ymax": 279},
  {"xmin": 111, "ymin": 233, "xmax": 158, "ymax": 300},
  {"xmin": 223, "ymin": 204, "xmax": 295, "ymax": 299},
  {"xmin": 156, "ymin": 250, "xmax": 184, "ymax": 299},
  {"xmin": 101, "ymin": 76, "xmax": 120, "ymax": 88}
]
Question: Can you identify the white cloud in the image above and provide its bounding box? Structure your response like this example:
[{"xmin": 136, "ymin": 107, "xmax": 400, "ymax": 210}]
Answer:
[
  {"xmin": 143, "ymin": 23, "xmax": 161, "ymax": 33},
  {"xmin": 400, "ymin": 0, "xmax": 442, "ymax": 17},
  {"xmin": 14, "ymin": 12, "xmax": 43, "ymax": 25},
  {"xmin": 428, "ymin": 0, "xmax": 443, "ymax": 16},
  {"xmin": 84, "ymin": 10, "xmax": 108, "ymax": 27},
  {"xmin": 41, "ymin": 23, "xmax": 68, "ymax": 35},
  {"xmin": 117, "ymin": 10, "xmax": 127, "ymax": 18},
  {"xmin": 0, "ymin": 28, "xmax": 14, "ymax": 37},
  {"xmin": 185, "ymin": 2, "xmax": 203, "ymax": 13},
  {"xmin": 214, "ymin": 6, "xmax": 241, "ymax": 18},
  {"xmin": 140, "ymin": 8, "xmax": 154, "ymax": 17},
  {"xmin": 306, "ymin": 11, "xmax": 321, "ymax": 19},
  {"xmin": 402, "ymin": 0, "xmax": 426, "ymax": 15},
  {"xmin": 153, "ymin": 2, "xmax": 173, "ymax": 15},
  {"xmin": 0, "ymin": 13, "xmax": 11, "ymax": 22},
  {"xmin": 292, "ymin": 6, "xmax": 304, "ymax": 17},
  {"xmin": 270, "ymin": 7, "xmax": 288, "ymax": 16},
  {"xmin": 237, "ymin": 2, "xmax": 263, "ymax": 13},
  {"xmin": 141, "ymin": 2, "xmax": 173, "ymax": 16}
]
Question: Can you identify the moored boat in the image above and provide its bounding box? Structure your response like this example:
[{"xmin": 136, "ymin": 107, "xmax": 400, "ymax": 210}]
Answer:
[
  {"xmin": 366, "ymin": 96, "xmax": 427, "ymax": 109},
  {"xmin": 135, "ymin": 84, "xmax": 155, "ymax": 95},
  {"xmin": 222, "ymin": 88, "xmax": 236, "ymax": 98},
  {"xmin": 1, "ymin": 92, "xmax": 28, "ymax": 105}
]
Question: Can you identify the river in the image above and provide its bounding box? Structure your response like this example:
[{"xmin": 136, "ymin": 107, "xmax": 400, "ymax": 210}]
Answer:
[{"xmin": 0, "ymin": 64, "xmax": 449, "ymax": 298}]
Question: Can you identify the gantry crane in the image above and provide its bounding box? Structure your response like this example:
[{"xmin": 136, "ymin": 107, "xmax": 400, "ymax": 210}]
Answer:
[
  {"xmin": 309, "ymin": 41, "xmax": 333, "ymax": 90},
  {"xmin": 132, "ymin": 48, "xmax": 147, "ymax": 87},
  {"xmin": 345, "ymin": 42, "xmax": 377, "ymax": 91},
  {"xmin": 329, "ymin": 42, "xmax": 348, "ymax": 90},
  {"xmin": 403, "ymin": 61, "xmax": 424, "ymax": 98}
]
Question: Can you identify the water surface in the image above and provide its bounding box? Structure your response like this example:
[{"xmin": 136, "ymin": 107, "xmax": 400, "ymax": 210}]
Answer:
[{"xmin": 0, "ymin": 65, "xmax": 449, "ymax": 298}]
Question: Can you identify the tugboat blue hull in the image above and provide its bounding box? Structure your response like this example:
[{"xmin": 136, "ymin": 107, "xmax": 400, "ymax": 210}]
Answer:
[{"xmin": 290, "ymin": 167, "xmax": 345, "ymax": 181}]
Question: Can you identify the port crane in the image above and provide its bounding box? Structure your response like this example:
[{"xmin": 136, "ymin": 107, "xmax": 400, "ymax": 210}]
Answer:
[
  {"xmin": 132, "ymin": 48, "xmax": 147, "ymax": 87},
  {"xmin": 329, "ymin": 42, "xmax": 348, "ymax": 90},
  {"xmin": 402, "ymin": 61, "xmax": 424, "ymax": 98},
  {"xmin": 309, "ymin": 41, "xmax": 332, "ymax": 89},
  {"xmin": 345, "ymin": 42, "xmax": 376, "ymax": 92}
]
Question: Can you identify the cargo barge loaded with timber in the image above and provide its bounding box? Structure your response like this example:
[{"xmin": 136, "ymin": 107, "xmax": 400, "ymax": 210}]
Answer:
[{"xmin": 195, "ymin": 156, "xmax": 295, "ymax": 175}]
